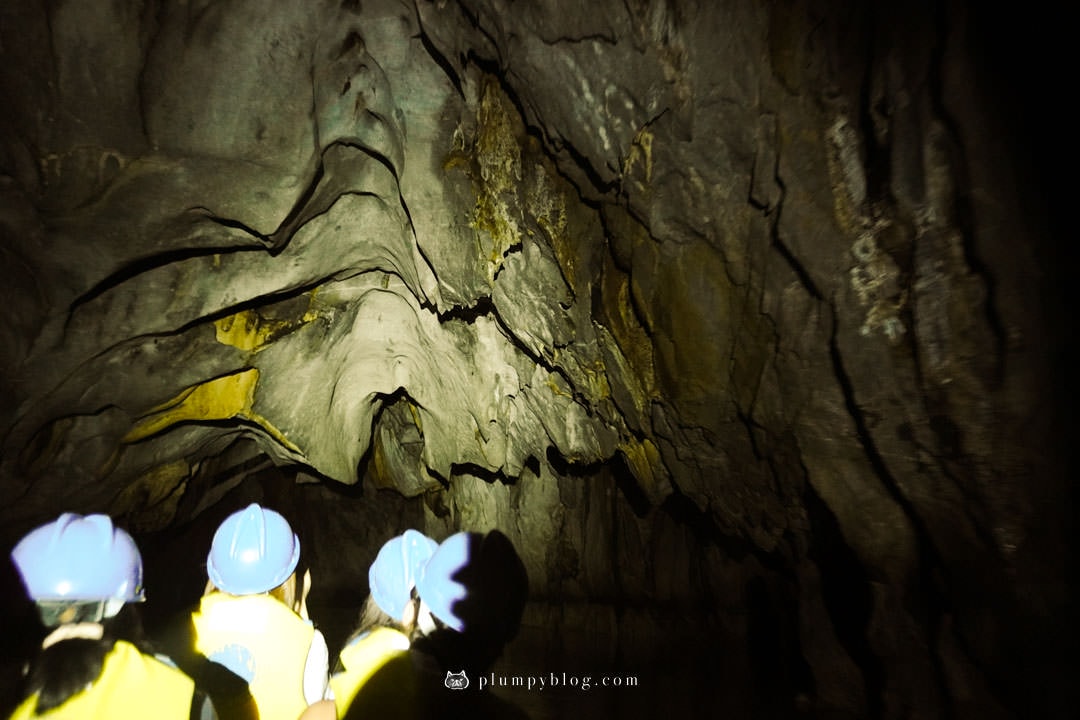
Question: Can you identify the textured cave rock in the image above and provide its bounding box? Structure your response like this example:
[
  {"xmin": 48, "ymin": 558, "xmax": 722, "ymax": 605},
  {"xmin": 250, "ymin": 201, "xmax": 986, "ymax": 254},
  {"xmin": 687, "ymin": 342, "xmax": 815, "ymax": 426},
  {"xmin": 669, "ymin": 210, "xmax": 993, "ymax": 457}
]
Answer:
[{"xmin": 0, "ymin": 1, "xmax": 1068, "ymax": 718}]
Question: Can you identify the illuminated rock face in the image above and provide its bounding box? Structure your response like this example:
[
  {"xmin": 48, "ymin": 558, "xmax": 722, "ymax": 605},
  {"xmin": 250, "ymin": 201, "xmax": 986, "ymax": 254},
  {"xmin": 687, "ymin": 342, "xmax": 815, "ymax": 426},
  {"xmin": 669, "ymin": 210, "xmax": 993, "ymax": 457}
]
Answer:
[{"xmin": 0, "ymin": 1, "xmax": 1065, "ymax": 717}]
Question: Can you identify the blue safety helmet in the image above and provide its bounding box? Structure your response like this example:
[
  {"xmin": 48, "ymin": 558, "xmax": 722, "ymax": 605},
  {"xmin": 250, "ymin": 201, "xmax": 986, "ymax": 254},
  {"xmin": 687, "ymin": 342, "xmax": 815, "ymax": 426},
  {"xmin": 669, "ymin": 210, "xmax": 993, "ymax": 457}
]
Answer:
[
  {"xmin": 414, "ymin": 530, "xmax": 527, "ymax": 641},
  {"xmin": 369, "ymin": 529, "xmax": 439, "ymax": 620},
  {"xmin": 206, "ymin": 503, "xmax": 300, "ymax": 595},
  {"xmin": 415, "ymin": 532, "xmax": 471, "ymax": 632},
  {"xmin": 11, "ymin": 513, "xmax": 145, "ymax": 604}
]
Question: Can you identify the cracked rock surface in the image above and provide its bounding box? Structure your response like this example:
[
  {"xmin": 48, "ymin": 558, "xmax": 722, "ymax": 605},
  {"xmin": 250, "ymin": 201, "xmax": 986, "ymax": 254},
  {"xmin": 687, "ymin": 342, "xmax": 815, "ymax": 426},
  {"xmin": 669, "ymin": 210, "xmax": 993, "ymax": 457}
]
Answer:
[{"xmin": 0, "ymin": 1, "xmax": 1066, "ymax": 717}]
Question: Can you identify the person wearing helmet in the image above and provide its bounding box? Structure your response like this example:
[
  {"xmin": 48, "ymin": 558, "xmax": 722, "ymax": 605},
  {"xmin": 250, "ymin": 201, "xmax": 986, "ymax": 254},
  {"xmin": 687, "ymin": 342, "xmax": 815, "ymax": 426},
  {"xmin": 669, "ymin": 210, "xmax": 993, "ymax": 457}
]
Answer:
[
  {"xmin": 409, "ymin": 530, "xmax": 528, "ymax": 679},
  {"xmin": 190, "ymin": 503, "xmax": 329, "ymax": 720},
  {"xmin": 300, "ymin": 529, "xmax": 439, "ymax": 720},
  {"xmin": 366, "ymin": 529, "xmax": 439, "ymax": 635},
  {"xmin": 6, "ymin": 513, "xmax": 224, "ymax": 719},
  {"xmin": 300, "ymin": 529, "xmax": 529, "ymax": 720}
]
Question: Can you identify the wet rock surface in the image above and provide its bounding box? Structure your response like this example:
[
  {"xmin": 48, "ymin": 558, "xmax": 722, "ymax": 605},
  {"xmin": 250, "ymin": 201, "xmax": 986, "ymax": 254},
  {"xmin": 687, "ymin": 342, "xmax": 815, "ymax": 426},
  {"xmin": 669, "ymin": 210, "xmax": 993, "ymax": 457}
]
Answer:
[{"xmin": 0, "ymin": 1, "xmax": 1067, "ymax": 718}]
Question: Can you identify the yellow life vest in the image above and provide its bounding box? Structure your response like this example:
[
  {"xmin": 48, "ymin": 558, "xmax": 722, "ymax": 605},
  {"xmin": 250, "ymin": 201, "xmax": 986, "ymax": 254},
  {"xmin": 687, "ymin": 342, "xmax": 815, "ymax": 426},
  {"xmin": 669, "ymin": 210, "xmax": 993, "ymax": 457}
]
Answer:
[
  {"xmin": 330, "ymin": 627, "xmax": 418, "ymax": 719},
  {"xmin": 192, "ymin": 592, "xmax": 315, "ymax": 720},
  {"xmin": 9, "ymin": 640, "xmax": 194, "ymax": 720}
]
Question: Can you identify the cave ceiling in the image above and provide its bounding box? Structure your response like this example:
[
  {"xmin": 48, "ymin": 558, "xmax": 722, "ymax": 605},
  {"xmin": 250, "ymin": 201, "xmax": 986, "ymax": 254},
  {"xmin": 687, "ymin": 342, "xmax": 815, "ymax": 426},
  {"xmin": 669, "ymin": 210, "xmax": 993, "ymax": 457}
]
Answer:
[{"xmin": 0, "ymin": 0, "xmax": 1067, "ymax": 716}]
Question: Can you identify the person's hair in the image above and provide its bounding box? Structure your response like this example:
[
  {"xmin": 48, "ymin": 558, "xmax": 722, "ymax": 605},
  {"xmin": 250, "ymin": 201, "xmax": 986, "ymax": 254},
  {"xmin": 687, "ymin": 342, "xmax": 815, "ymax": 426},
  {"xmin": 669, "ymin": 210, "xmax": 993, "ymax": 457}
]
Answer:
[
  {"xmin": 267, "ymin": 581, "xmax": 290, "ymax": 606},
  {"xmin": 266, "ymin": 545, "xmax": 309, "ymax": 610},
  {"xmin": 339, "ymin": 594, "xmax": 405, "ymax": 650},
  {"xmin": 331, "ymin": 592, "xmax": 416, "ymax": 677},
  {"xmin": 22, "ymin": 603, "xmax": 153, "ymax": 714}
]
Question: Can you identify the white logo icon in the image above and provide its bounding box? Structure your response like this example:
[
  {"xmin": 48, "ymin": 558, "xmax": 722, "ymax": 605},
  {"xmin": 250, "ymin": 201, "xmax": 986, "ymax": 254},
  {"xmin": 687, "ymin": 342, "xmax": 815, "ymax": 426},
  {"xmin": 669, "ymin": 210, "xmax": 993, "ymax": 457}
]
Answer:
[{"xmin": 444, "ymin": 670, "xmax": 469, "ymax": 690}]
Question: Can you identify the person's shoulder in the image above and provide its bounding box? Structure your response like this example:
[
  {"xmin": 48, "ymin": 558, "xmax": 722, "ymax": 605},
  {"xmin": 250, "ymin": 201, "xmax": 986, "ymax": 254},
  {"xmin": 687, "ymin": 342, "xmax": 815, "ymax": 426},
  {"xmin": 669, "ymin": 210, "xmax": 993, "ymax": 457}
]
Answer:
[
  {"xmin": 339, "ymin": 653, "xmax": 423, "ymax": 720},
  {"xmin": 198, "ymin": 592, "xmax": 308, "ymax": 624}
]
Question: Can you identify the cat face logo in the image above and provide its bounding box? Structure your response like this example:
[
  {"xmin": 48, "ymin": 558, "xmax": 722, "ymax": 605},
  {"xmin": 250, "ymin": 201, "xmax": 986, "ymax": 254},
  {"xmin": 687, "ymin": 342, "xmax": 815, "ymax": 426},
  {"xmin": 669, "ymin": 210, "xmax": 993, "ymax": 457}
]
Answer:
[{"xmin": 444, "ymin": 670, "xmax": 469, "ymax": 690}]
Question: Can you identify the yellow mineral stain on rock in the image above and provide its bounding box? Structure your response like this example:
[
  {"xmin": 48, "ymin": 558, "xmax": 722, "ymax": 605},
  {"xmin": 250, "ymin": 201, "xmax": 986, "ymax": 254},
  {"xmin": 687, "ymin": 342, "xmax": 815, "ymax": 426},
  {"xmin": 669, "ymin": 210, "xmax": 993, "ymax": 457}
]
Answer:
[
  {"xmin": 461, "ymin": 79, "xmax": 525, "ymax": 277},
  {"xmin": 623, "ymin": 125, "xmax": 654, "ymax": 184},
  {"xmin": 214, "ymin": 309, "xmax": 288, "ymax": 351},
  {"xmin": 619, "ymin": 436, "xmax": 670, "ymax": 502},
  {"xmin": 122, "ymin": 368, "xmax": 301, "ymax": 453}
]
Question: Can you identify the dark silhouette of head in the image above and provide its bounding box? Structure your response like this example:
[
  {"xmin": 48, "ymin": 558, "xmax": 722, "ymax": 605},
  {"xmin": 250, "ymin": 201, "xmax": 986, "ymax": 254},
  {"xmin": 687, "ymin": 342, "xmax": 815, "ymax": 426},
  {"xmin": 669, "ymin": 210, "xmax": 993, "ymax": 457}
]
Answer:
[{"xmin": 412, "ymin": 530, "xmax": 528, "ymax": 675}]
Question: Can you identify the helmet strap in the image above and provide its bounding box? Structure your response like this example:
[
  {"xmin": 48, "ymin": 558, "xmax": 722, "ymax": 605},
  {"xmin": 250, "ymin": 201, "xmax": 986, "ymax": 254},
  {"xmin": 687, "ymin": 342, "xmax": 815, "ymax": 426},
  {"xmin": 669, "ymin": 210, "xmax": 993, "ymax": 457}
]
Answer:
[
  {"xmin": 400, "ymin": 598, "xmax": 419, "ymax": 630},
  {"xmin": 41, "ymin": 621, "xmax": 104, "ymax": 650},
  {"xmin": 103, "ymin": 598, "xmax": 125, "ymax": 619},
  {"xmin": 416, "ymin": 600, "xmax": 438, "ymax": 636}
]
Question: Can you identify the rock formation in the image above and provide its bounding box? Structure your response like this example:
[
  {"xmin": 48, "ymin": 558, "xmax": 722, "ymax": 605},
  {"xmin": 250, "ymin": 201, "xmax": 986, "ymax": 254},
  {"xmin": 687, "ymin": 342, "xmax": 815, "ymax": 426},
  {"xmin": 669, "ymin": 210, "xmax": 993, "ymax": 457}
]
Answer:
[{"xmin": 0, "ymin": 1, "xmax": 1067, "ymax": 717}]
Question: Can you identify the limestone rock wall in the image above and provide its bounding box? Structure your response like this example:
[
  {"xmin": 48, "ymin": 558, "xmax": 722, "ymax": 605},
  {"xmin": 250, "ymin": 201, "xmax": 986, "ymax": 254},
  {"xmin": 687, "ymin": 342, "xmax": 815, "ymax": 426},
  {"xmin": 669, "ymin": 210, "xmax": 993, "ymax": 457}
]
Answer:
[{"xmin": 0, "ymin": 1, "xmax": 1065, "ymax": 718}]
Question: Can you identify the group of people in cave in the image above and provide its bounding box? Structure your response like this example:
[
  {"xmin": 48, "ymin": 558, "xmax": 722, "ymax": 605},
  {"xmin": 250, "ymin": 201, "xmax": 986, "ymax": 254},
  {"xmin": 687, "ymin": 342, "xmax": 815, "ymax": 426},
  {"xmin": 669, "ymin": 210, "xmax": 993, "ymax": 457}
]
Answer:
[{"xmin": 2, "ymin": 504, "xmax": 529, "ymax": 719}]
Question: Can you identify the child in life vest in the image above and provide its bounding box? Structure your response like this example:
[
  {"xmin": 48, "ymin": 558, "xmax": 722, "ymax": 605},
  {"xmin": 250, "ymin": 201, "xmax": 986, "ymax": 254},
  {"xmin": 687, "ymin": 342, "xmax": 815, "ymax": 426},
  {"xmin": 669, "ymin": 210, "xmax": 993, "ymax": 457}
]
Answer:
[
  {"xmin": 6, "ymin": 513, "xmax": 245, "ymax": 720},
  {"xmin": 325, "ymin": 529, "xmax": 438, "ymax": 718},
  {"xmin": 191, "ymin": 503, "xmax": 329, "ymax": 720},
  {"xmin": 301, "ymin": 529, "xmax": 529, "ymax": 720}
]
